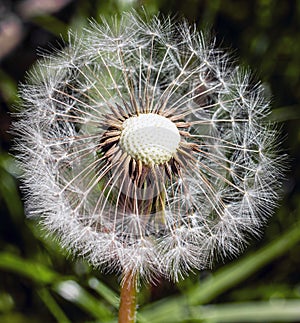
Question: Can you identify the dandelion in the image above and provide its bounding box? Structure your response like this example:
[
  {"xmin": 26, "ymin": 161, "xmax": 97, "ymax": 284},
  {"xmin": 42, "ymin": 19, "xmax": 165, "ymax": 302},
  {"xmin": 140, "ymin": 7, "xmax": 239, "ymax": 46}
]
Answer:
[{"xmin": 14, "ymin": 11, "xmax": 285, "ymax": 323}]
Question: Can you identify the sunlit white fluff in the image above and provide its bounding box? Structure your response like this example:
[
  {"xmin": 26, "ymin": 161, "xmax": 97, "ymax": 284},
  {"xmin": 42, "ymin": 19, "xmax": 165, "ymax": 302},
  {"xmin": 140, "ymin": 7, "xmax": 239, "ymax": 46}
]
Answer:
[{"xmin": 14, "ymin": 11, "xmax": 285, "ymax": 282}]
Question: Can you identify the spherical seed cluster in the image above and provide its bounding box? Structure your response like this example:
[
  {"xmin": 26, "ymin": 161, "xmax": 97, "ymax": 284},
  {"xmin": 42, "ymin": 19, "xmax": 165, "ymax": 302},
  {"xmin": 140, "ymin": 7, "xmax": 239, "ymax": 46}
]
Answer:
[
  {"xmin": 13, "ymin": 12, "xmax": 285, "ymax": 282},
  {"xmin": 119, "ymin": 113, "xmax": 180, "ymax": 165}
]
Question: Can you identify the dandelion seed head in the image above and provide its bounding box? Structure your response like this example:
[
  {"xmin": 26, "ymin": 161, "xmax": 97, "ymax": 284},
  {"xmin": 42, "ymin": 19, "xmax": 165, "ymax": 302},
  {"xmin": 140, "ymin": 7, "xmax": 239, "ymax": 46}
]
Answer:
[{"xmin": 13, "ymin": 11, "xmax": 286, "ymax": 283}]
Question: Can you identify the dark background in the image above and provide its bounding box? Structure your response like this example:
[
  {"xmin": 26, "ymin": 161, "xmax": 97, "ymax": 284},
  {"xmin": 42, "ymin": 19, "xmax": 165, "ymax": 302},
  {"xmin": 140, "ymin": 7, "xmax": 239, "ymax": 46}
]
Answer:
[{"xmin": 1, "ymin": 1, "xmax": 300, "ymax": 322}]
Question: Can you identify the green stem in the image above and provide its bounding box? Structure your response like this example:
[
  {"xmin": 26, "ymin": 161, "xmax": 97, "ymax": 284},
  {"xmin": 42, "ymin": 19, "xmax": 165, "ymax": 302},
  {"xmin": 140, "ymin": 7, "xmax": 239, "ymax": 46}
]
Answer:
[{"xmin": 118, "ymin": 271, "xmax": 137, "ymax": 323}]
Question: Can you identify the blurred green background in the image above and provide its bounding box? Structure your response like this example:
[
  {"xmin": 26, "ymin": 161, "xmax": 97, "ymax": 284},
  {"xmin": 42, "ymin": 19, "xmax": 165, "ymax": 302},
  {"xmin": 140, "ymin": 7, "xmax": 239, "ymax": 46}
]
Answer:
[{"xmin": 0, "ymin": 0, "xmax": 300, "ymax": 322}]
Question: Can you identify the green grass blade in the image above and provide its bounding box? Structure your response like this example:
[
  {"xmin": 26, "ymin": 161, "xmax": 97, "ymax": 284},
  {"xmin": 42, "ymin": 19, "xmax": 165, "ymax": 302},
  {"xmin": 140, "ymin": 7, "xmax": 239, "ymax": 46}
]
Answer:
[
  {"xmin": 188, "ymin": 222, "xmax": 300, "ymax": 305},
  {"xmin": 37, "ymin": 288, "xmax": 71, "ymax": 323},
  {"xmin": 0, "ymin": 252, "xmax": 60, "ymax": 284},
  {"xmin": 54, "ymin": 280, "xmax": 114, "ymax": 321},
  {"xmin": 190, "ymin": 300, "xmax": 300, "ymax": 322},
  {"xmin": 88, "ymin": 277, "xmax": 119, "ymax": 309}
]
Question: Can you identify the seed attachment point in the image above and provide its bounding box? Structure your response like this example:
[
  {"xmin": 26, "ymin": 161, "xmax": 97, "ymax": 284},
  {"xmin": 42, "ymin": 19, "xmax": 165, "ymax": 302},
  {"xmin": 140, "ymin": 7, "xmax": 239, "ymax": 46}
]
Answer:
[{"xmin": 119, "ymin": 113, "xmax": 180, "ymax": 166}]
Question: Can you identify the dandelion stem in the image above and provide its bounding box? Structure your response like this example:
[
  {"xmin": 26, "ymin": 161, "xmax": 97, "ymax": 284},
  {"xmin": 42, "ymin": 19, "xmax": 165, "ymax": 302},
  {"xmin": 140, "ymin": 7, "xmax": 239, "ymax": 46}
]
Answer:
[{"xmin": 118, "ymin": 271, "xmax": 137, "ymax": 323}]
